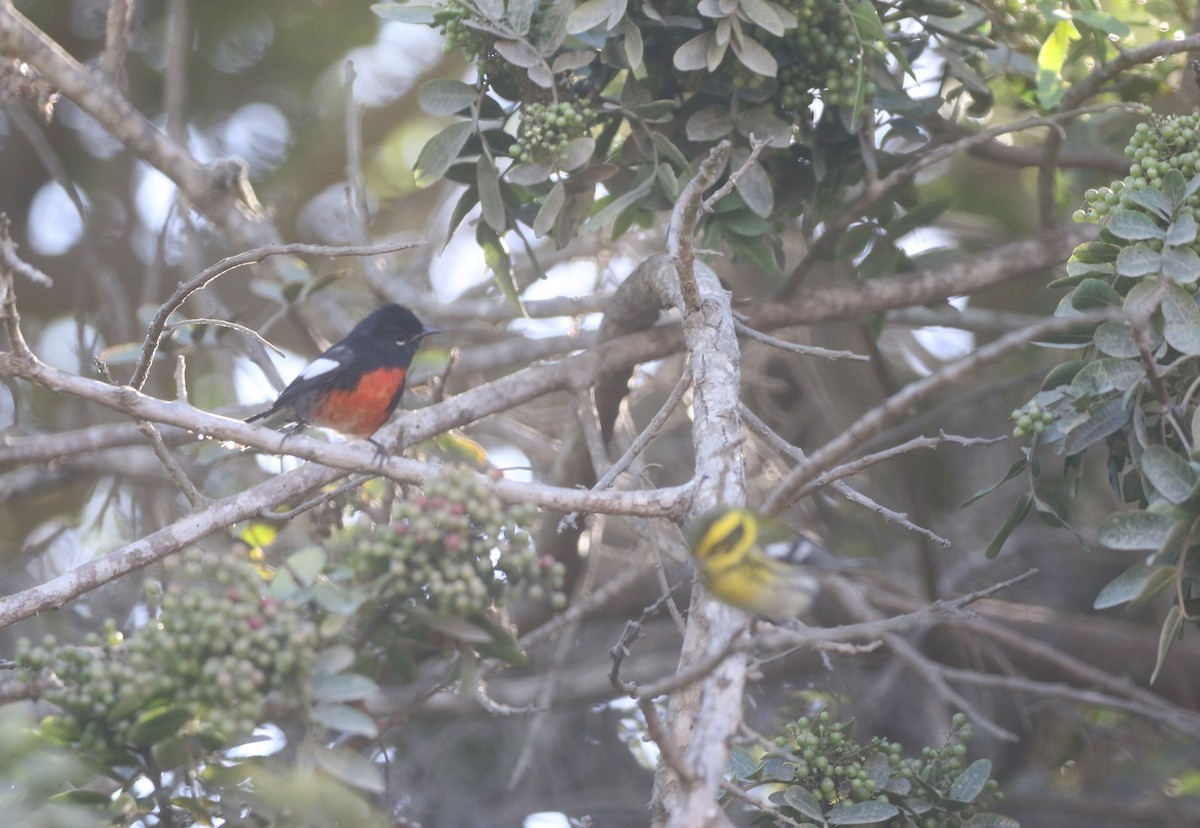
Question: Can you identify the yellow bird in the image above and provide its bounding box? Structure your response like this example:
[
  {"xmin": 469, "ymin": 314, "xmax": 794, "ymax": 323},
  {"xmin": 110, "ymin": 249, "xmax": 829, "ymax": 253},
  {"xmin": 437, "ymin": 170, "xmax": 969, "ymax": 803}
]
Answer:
[{"xmin": 685, "ymin": 508, "xmax": 849, "ymax": 620}]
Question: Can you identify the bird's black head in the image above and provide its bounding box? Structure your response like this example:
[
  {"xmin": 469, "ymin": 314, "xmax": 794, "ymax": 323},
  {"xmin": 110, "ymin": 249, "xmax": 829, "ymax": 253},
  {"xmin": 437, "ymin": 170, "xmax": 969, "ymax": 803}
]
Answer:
[{"xmin": 354, "ymin": 303, "xmax": 438, "ymax": 347}]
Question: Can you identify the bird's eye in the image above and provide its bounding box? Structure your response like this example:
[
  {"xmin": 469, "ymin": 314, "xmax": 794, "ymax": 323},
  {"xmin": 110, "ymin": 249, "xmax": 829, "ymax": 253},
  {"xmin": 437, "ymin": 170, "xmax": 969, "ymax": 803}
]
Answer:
[{"xmin": 723, "ymin": 523, "xmax": 745, "ymax": 548}]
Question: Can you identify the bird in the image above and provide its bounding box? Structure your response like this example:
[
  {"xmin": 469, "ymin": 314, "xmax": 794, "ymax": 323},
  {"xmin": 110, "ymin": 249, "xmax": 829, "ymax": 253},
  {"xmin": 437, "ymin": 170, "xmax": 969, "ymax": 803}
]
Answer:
[
  {"xmin": 246, "ymin": 303, "xmax": 438, "ymax": 441},
  {"xmin": 685, "ymin": 507, "xmax": 853, "ymax": 620}
]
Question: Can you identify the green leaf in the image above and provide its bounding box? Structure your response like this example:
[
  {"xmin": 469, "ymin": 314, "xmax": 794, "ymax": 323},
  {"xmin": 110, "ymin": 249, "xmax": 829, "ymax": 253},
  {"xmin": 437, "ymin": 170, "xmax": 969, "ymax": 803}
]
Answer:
[
  {"xmin": 1162, "ymin": 168, "xmax": 1189, "ymax": 211},
  {"xmin": 727, "ymin": 745, "xmax": 757, "ymax": 780},
  {"xmin": 849, "ymin": 0, "xmax": 888, "ymax": 40},
  {"xmin": 1142, "ymin": 445, "xmax": 1199, "ymax": 503},
  {"xmin": 1094, "ymin": 563, "xmax": 1168, "ymax": 609},
  {"xmin": 417, "ymin": 78, "xmax": 476, "ymax": 116},
  {"xmin": 1062, "ymin": 397, "xmax": 1129, "ymax": 454},
  {"xmin": 735, "ymin": 105, "xmax": 793, "ymax": 148},
  {"xmin": 621, "ymin": 19, "xmax": 644, "ymax": 70},
  {"xmin": 950, "ymin": 759, "xmax": 992, "ymax": 803},
  {"xmin": 965, "ymin": 814, "xmax": 1021, "ymax": 828},
  {"xmin": 579, "ymin": 169, "xmax": 655, "ymax": 235},
  {"xmin": 284, "ymin": 546, "xmax": 327, "ymax": 587},
  {"xmin": 1131, "ymin": 564, "xmax": 1178, "ymax": 603},
  {"xmin": 534, "ymin": 181, "xmax": 565, "ymax": 237},
  {"xmin": 1160, "ymin": 281, "xmax": 1200, "ymax": 322},
  {"xmin": 782, "ymin": 785, "xmax": 824, "ymax": 820},
  {"xmin": 1115, "ymin": 243, "xmax": 1162, "ymax": 278},
  {"xmin": 476, "ymin": 154, "xmax": 505, "ymax": 232},
  {"xmin": 962, "ymin": 457, "xmax": 1028, "ymax": 507},
  {"xmin": 1041, "ymin": 360, "xmax": 1087, "ymax": 389},
  {"xmin": 49, "ymin": 790, "xmax": 118, "ymax": 807},
  {"xmin": 371, "ymin": 3, "xmax": 437, "ymax": 24},
  {"xmin": 507, "ymin": 0, "xmax": 537, "ymax": 34},
  {"xmin": 311, "ymin": 672, "xmax": 380, "ymax": 703},
  {"xmin": 1106, "ymin": 210, "xmax": 1164, "ymax": 241},
  {"xmin": 652, "ymin": 132, "xmax": 691, "ymax": 171},
  {"xmin": 1150, "ymin": 604, "xmax": 1183, "ymax": 684},
  {"xmin": 827, "ymin": 799, "xmax": 902, "ymax": 824},
  {"xmin": 560, "ymin": 136, "xmax": 595, "ymax": 171},
  {"xmin": 1032, "ymin": 485, "xmax": 1072, "ymax": 528},
  {"xmin": 740, "ymin": 0, "xmax": 787, "ymax": 36},
  {"xmin": 1164, "ymin": 313, "xmax": 1200, "ymax": 355},
  {"xmin": 313, "ymin": 644, "xmax": 356, "ymax": 677},
  {"xmin": 730, "ymin": 29, "xmax": 777, "ymax": 77},
  {"xmin": 761, "ymin": 757, "xmax": 792, "ymax": 782},
  {"xmin": 1072, "ymin": 241, "xmax": 1122, "ymax": 263},
  {"xmin": 1036, "ymin": 19, "xmax": 1080, "ymax": 108},
  {"xmin": 1097, "ymin": 510, "xmax": 1179, "ymax": 551},
  {"xmin": 1069, "ymin": 277, "xmax": 1121, "ymax": 310},
  {"xmin": 493, "ymin": 38, "xmax": 541, "ymax": 68},
  {"xmin": 890, "ymin": 197, "xmax": 953, "ymax": 238},
  {"xmin": 686, "ymin": 105, "xmax": 734, "ymax": 141},
  {"xmin": 312, "ymin": 745, "xmax": 385, "ymax": 794},
  {"xmin": 477, "ymin": 223, "xmax": 526, "ymax": 315},
  {"xmin": 567, "ymin": 0, "xmax": 627, "ymax": 33},
  {"xmin": 1166, "ymin": 213, "xmax": 1197, "ymax": 246},
  {"xmin": 674, "ymin": 31, "xmax": 714, "ymax": 71},
  {"xmin": 129, "ymin": 705, "xmax": 193, "ymax": 747},
  {"xmin": 311, "ymin": 704, "xmax": 379, "ymax": 738},
  {"xmin": 1070, "ymin": 358, "xmax": 1143, "ymax": 395},
  {"xmin": 1162, "ymin": 245, "xmax": 1200, "ymax": 283},
  {"xmin": 1071, "ymin": 9, "xmax": 1131, "ymax": 37},
  {"xmin": 1092, "ymin": 322, "xmax": 1141, "ymax": 358},
  {"xmin": 1125, "ymin": 187, "xmax": 1172, "ymax": 221},
  {"xmin": 985, "ymin": 491, "xmax": 1031, "ymax": 559},
  {"xmin": 731, "ymin": 147, "xmax": 773, "ymax": 217},
  {"xmin": 726, "ymin": 232, "xmax": 780, "ymax": 273},
  {"xmin": 414, "ymin": 120, "xmax": 473, "ymax": 187}
]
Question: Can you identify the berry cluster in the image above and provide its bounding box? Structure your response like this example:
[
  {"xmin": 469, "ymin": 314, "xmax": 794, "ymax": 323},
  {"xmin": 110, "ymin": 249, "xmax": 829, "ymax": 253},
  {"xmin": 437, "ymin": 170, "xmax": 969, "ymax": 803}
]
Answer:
[
  {"xmin": 1076, "ymin": 114, "xmax": 1200, "ymax": 224},
  {"xmin": 512, "ymin": 100, "xmax": 595, "ymax": 165},
  {"xmin": 1011, "ymin": 400, "xmax": 1055, "ymax": 439},
  {"xmin": 326, "ymin": 466, "xmax": 565, "ymax": 618},
  {"xmin": 774, "ymin": 0, "xmax": 875, "ymax": 115},
  {"xmin": 17, "ymin": 549, "xmax": 316, "ymax": 760},
  {"xmin": 773, "ymin": 710, "xmax": 889, "ymax": 804},
  {"xmin": 433, "ymin": 1, "xmax": 492, "ymax": 62},
  {"xmin": 767, "ymin": 711, "xmax": 1004, "ymax": 825}
]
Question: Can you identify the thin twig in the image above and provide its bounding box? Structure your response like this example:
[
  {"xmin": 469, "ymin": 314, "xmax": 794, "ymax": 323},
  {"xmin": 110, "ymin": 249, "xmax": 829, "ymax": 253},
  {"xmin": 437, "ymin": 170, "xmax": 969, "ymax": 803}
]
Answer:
[
  {"xmin": 136, "ymin": 421, "xmax": 206, "ymax": 507},
  {"xmin": 667, "ymin": 141, "xmax": 732, "ymax": 314},
  {"xmin": 163, "ymin": 317, "xmax": 286, "ymax": 356},
  {"xmin": 718, "ymin": 779, "xmax": 807, "ymax": 828},
  {"xmin": 784, "ymin": 102, "xmax": 1142, "ymax": 293},
  {"xmin": 700, "ymin": 136, "xmax": 772, "ymax": 213},
  {"xmin": 741, "ymin": 405, "xmax": 955, "ymax": 546},
  {"xmin": 100, "ymin": 0, "xmax": 135, "ymax": 81},
  {"xmin": 128, "ymin": 239, "xmax": 423, "ymax": 390},
  {"xmin": 735, "ymin": 320, "xmax": 869, "ymax": 361},
  {"xmin": 792, "ymin": 431, "xmax": 1007, "ymax": 502},
  {"xmin": 0, "ymin": 215, "xmax": 52, "ymax": 287},
  {"xmin": 560, "ymin": 368, "xmax": 693, "ymax": 531},
  {"xmin": 763, "ymin": 312, "xmax": 1120, "ymax": 515}
]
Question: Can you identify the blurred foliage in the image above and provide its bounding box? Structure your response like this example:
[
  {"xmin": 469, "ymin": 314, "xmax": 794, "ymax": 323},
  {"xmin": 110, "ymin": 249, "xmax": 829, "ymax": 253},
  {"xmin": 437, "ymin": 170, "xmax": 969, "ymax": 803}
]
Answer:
[
  {"xmin": 728, "ymin": 711, "xmax": 1011, "ymax": 827},
  {"xmin": 999, "ymin": 114, "xmax": 1200, "ymax": 681},
  {"xmin": 6, "ymin": 467, "xmax": 558, "ymax": 825}
]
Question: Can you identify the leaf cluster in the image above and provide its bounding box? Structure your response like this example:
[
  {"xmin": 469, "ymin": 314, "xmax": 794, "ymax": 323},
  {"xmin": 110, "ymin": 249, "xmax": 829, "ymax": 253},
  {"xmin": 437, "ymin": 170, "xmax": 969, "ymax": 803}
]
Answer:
[
  {"xmin": 728, "ymin": 710, "xmax": 1013, "ymax": 827},
  {"xmin": 373, "ymin": 0, "xmax": 1047, "ymax": 294},
  {"xmin": 989, "ymin": 117, "xmax": 1200, "ymax": 681}
]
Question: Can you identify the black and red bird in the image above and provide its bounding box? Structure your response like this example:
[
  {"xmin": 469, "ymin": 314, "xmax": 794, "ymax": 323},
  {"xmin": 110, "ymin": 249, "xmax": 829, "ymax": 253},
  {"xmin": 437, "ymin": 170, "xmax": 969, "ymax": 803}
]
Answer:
[{"xmin": 246, "ymin": 304, "xmax": 438, "ymax": 439}]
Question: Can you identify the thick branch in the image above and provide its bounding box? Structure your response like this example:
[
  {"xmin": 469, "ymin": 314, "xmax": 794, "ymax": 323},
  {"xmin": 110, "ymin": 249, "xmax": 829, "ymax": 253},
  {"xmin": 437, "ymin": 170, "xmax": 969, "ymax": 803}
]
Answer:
[{"xmin": 0, "ymin": 5, "xmax": 271, "ymax": 246}]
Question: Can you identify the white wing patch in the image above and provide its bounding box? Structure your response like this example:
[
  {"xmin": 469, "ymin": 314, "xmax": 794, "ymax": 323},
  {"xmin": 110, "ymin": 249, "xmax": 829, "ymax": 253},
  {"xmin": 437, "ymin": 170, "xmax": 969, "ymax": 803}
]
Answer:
[{"xmin": 298, "ymin": 356, "xmax": 341, "ymax": 381}]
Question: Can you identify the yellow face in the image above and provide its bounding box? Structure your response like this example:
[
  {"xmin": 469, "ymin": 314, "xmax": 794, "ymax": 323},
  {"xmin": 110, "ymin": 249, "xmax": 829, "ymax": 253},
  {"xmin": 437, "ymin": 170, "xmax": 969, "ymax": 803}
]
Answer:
[{"xmin": 690, "ymin": 508, "xmax": 756, "ymax": 570}]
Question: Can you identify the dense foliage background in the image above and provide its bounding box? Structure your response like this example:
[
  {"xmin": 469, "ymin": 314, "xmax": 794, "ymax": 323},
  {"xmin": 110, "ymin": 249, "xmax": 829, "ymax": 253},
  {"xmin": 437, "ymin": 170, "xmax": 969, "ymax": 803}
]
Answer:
[{"xmin": 2, "ymin": 1, "xmax": 1199, "ymax": 826}]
